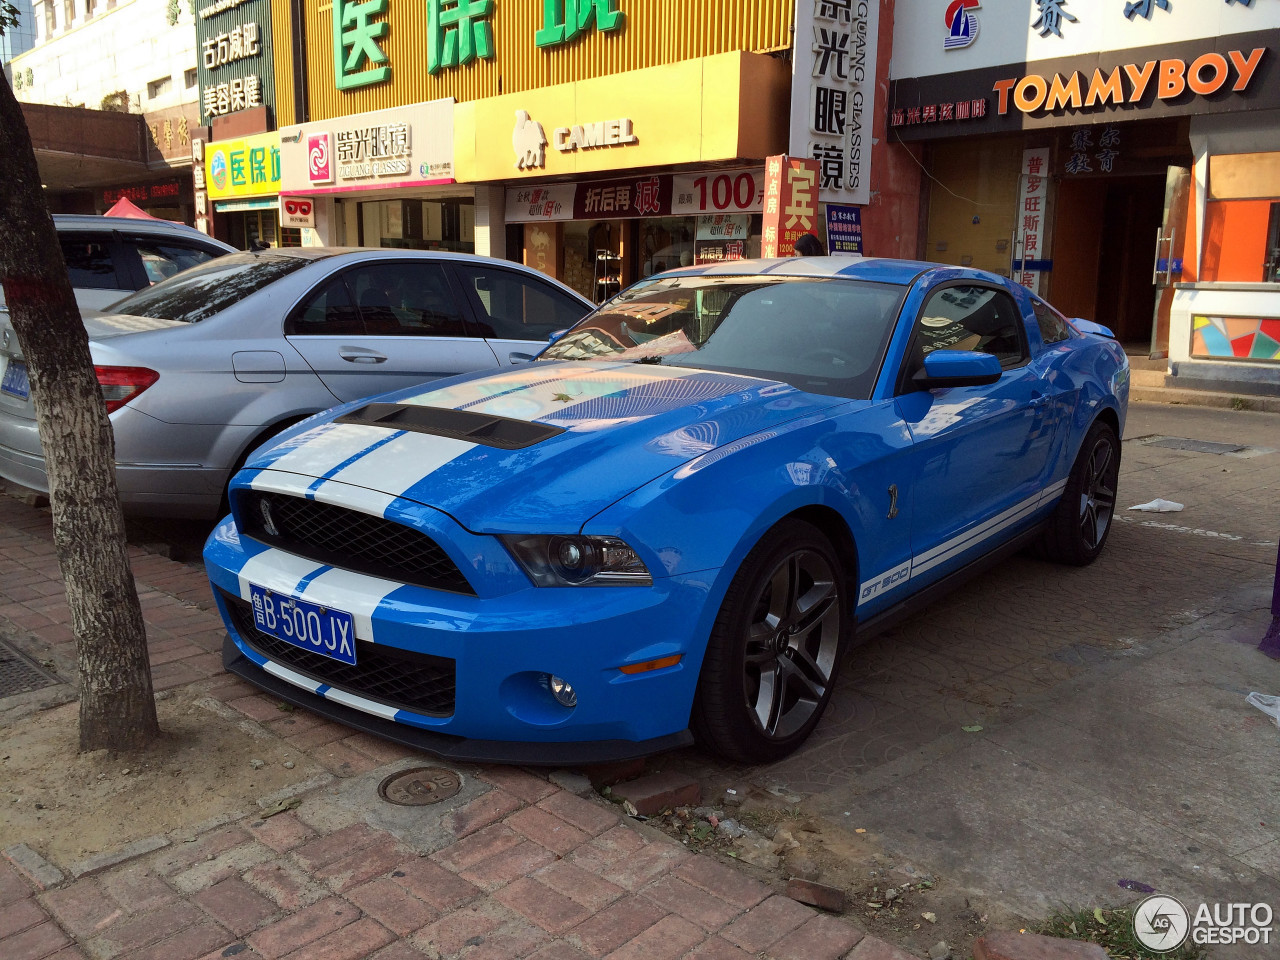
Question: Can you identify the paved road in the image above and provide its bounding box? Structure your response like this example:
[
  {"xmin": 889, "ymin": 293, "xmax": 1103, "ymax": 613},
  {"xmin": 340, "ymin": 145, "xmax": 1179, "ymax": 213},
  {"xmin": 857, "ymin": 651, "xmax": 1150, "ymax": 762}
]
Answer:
[{"xmin": 669, "ymin": 402, "xmax": 1280, "ymax": 955}]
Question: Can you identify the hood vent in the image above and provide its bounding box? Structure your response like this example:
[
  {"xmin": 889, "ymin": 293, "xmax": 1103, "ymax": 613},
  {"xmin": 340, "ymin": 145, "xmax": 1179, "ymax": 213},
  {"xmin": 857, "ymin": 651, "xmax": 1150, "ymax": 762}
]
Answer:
[{"xmin": 335, "ymin": 402, "xmax": 564, "ymax": 449}]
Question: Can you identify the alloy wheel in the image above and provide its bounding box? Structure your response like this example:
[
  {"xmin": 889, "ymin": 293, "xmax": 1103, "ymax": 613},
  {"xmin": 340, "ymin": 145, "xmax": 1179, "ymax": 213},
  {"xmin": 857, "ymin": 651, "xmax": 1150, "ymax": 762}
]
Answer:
[
  {"xmin": 1079, "ymin": 436, "xmax": 1118, "ymax": 550},
  {"xmin": 742, "ymin": 550, "xmax": 841, "ymax": 740}
]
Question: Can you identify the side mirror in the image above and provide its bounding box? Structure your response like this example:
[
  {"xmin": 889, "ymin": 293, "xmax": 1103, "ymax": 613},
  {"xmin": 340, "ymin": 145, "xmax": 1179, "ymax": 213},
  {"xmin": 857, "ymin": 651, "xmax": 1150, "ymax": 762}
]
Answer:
[
  {"xmin": 913, "ymin": 349, "xmax": 1003, "ymax": 389},
  {"xmin": 1069, "ymin": 318, "xmax": 1116, "ymax": 339},
  {"xmin": 548, "ymin": 329, "xmax": 568, "ymax": 342}
]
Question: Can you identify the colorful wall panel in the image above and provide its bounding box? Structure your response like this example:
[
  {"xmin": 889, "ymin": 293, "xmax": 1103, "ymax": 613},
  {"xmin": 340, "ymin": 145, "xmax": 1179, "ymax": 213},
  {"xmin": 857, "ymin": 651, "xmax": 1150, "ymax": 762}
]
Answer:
[{"xmin": 1192, "ymin": 315, "xmax": 1280, "ymax": 361}]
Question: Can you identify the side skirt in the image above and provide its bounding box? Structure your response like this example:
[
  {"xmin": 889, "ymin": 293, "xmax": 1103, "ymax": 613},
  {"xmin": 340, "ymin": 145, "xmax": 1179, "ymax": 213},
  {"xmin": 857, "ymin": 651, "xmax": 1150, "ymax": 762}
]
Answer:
[{"xmin": 853, "ymin": 522, "xmax": 1048, "ymax": 644}]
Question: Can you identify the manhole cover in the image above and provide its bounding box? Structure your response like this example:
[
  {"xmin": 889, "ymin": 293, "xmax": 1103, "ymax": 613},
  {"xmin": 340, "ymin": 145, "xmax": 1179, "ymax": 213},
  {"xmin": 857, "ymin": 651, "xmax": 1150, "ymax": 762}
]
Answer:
[
  {"xmin": 1143, "ymin": 436, "xmax": 1247, "ymax": 455},
  {"xmin": 378, "ymin": 766, "xmax": 462, "ymax": 806},
  {"xmin": 0, "ymin": 638, "xmax": 62, "ymax": 699}
]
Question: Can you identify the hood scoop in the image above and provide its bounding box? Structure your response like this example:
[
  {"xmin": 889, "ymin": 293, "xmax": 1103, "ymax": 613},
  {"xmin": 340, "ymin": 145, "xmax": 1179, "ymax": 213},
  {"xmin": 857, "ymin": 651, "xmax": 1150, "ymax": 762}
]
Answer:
[{"xmin": 335, "ymin": 402, "xmax": 565, "ymax": 450}]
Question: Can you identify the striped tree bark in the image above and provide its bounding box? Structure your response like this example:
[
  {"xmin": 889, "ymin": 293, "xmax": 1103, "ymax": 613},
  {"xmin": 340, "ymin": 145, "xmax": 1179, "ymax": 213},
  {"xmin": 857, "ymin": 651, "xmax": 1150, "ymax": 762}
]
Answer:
[{"xmin": 0, "ymin": 73, "xmax": 158, "ymax": 751}]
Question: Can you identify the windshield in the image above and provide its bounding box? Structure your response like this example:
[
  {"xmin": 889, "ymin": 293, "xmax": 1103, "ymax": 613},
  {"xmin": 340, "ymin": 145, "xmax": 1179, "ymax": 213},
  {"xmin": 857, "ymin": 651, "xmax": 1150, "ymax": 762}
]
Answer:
[
  {"xmin": 107, "ymin": 252, "xmax": 309, "ymax": 323},
  {"xmin": 540, "ymin": 274, "xmax": 905, "ymax": 399}
]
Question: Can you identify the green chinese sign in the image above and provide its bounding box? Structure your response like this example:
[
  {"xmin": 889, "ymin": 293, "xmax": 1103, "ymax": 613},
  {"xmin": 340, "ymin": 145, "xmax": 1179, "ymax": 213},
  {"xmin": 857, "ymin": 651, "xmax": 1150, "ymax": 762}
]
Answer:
[
  {"xmin": 329, "ymin": 0, "xmax": 628, "ymax": 90},
  {"xmin": 535, "ymin": 0, "xmax": 624, "ymax": 48},
  {"xmin": 333, "ymin": 0, "xmax": 391, "ymax": 90}
]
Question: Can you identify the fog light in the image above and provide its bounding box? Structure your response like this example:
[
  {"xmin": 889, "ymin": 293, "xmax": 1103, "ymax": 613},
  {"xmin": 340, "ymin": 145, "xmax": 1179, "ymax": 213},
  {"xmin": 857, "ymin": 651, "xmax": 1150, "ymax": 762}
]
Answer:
[{"xmin": 547, "ymin": 674, "xmax": 577, "ymax": 708}]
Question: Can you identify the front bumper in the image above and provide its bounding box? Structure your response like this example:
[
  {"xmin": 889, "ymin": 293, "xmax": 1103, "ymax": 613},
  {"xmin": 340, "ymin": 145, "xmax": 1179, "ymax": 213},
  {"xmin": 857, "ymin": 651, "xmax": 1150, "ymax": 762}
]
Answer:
[{"xmin": 205, "ymin": 517, "xmax": 718, "ymax": 763}]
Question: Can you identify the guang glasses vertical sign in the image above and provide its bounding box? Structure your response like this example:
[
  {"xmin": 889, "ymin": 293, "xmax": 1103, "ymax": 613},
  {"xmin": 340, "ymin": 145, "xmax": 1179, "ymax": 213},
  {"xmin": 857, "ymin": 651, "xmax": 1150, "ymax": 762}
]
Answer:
[{"xmin": 789, "ymin": 0, "xmax": 881, "ymax": 207}]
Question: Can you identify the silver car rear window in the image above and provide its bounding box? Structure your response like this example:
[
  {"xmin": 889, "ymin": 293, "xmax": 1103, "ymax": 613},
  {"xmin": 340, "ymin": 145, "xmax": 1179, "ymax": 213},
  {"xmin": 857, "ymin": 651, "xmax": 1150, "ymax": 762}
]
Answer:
[{"xmin": 108, "ymin": 252, "xmax": 309, "ymax": 324}]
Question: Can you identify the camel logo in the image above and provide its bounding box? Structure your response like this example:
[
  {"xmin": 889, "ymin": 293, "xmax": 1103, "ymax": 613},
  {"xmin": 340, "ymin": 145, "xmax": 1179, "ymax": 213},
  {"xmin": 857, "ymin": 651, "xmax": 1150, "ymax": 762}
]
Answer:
[{"xmin": 513, "ymin": 110, "xmax": 547, "ymax": 171}]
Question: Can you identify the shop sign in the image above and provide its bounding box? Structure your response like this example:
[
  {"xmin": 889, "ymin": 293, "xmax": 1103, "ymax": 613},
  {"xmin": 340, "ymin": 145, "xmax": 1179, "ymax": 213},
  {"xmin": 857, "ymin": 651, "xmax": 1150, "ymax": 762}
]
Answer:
[
  {"xmin": 144, "ymin": 104, "xmax": 205, "ymax": 165},
  {"xmin": 1065, "ymin": 124, "xmax": 1121, "ymax": 174},
  {"xmin": 535, "ymin": 0, "xmax": 624, "ymax": 48},
  {"xmin": 102, "ymin": 180, "xmax": 183, "ymax": 206},
  {"xmin": 1012, "ymin": 148, "xmax": 1051, "ymax": 296},
  {"xmin": 825, "ymin": 203, "xmax": 863, "ymax": 255},
  {"xmin": 280, "ymin": 196, "xmax": 316, "ymax": 228},
  {"xmin": 196, "ymin": 0, "xmax": 274, "ymax": 125},
  {"xmin": 694, "ymin": 214, "xmax": 750, "ymax": 265},
  {"xmin": 890, "ymin": 30, "xmax": 1278, "ymax": 140},
  {"xmin": 761, "ymin": 155, "xmax": 819, "ymax": 258},
  {"xmin": 788, "ymin": 0, "xmax": 881, "ymax": 207},
  {"xmin": 944, "ymin": 0, "xmax": 980, "ymax": 50},
  {"xmin": 279, "ymin": 100, "xmax": 455, "ymax": 194},
  {"xmin": 511, "ymin": 111, "xmax": 637, "ymax": 170},
  {"xmin": 205, "ymin": 131, "xmax": 282, "ymax": 201},
  {"xmin": 504, "ymin": 168, "xmax": 765, "ymax": 222}
]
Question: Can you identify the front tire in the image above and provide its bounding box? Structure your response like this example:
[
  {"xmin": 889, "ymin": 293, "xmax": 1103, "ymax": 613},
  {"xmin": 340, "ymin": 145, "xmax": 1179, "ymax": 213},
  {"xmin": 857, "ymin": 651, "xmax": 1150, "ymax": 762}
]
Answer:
[
  {"xmin": 1037, "ymin": 419, "xmax": 1121, "ymax": 566},
  {"xmin": 692, "ymin": 519, "xmax": 850, "ymax": 764}
]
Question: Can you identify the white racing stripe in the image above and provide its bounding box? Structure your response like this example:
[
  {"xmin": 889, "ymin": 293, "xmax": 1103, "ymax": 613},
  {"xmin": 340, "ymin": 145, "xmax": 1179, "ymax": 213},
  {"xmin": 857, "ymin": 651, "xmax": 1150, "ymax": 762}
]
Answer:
[
  {"xmin": 324, "ymin": 434, "xmax": 477, "ymax": 502},
  {"xmin": 295, "ymin": 567, "xmax": 407, "ymax": 644},
  {"xmin": 248, "ymin": 469, "xmax": 398, "ymax": 518},
  {"xmin": 263, "ymin": 423, "xmax": 390, "ymax": 479},
  {"xmin": 857, "ymin": 475, "xmax": 1071, "ymax": 608},
  {"xmin": 262, "ymin": 660, "xmax": 324, "ymax": 694},
  {"xmin": 321, "ymin": 686, "xmax": 400, "ymax": 720},
  {"xmin": 237, "ymin": 549, "xmax": 328, "ymax": 603}
]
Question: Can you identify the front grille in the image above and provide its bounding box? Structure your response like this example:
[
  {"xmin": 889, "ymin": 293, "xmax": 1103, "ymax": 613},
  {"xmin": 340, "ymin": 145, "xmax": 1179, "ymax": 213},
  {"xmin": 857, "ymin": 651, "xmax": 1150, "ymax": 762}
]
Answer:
[
  {"xmin": 238, "ymin": 492, "xmax": 475, "ymax": 595},
  {"xmin": 222, "ymin": 591, "xmax": 456, "ymax": 717}
]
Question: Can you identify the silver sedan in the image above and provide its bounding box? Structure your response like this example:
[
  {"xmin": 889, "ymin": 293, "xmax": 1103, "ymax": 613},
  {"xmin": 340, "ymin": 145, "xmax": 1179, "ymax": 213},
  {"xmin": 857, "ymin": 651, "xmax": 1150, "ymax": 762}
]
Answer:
[{"xmin": 0, "ymin": 248, "xmax": 593, "ymax": 518}]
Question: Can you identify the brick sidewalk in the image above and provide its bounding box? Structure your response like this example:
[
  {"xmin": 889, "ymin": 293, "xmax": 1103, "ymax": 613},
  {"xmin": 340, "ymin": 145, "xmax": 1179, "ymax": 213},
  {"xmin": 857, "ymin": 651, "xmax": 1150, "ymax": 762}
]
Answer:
[{"xmin": 0, "ymin": 498, "xmax": 919, "ymax": 960}]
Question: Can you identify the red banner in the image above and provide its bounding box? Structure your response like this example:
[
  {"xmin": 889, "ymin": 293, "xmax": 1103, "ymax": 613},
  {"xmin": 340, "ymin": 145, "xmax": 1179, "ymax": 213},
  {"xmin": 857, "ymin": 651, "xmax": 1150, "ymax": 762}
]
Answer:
[{"xmin": 761, "ymin": 155, "xmax": 819, "ymax": 258}]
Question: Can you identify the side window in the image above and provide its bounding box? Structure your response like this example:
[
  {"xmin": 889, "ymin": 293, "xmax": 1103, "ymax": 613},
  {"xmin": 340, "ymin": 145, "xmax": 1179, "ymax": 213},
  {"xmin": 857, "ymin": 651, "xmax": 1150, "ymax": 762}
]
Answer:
[
  {"xmin": 284, "ymin": 276, "xmax": 363, "ymax": 336},
  {"xmin": 347, "ymin": 262, "xmax": 469, "ymax": 337},
  {"xmin": 454, "ymin": 265, "xmax": 588, "ymax": 341},
  {"xmin": 906, "ymin": 285, "xmax": 1028, "ymax": 377},
  {"xmin": 129, "ymin": 239, "xmax": 223, "ymax": 286},
  {"xmin": 58, "ymin": 233, "xmax": 121, "ymax": 290},
  {"xmin": 1032, "ymin": 298, "xmax": 1072, "ymax": 345}
]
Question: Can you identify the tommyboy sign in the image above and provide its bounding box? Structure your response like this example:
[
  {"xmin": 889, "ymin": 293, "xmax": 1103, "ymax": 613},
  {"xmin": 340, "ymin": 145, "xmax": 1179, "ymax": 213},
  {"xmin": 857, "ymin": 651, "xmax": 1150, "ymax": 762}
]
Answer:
[{"xmin": 890, "ymin": 30, "xmax": 1276, "ymax": 139}]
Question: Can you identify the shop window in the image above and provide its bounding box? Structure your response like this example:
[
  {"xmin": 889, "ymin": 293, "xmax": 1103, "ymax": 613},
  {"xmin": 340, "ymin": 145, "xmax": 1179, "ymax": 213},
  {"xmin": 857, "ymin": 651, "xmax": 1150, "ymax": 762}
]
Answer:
[
  {"xmin": 285, "ymin": 277, "xmax": 363, "ymax": 336},
  {"xmin": 280, "ymin": 228, "xmax": 303, "ymax": 248},
  {"xmin": 57, "ymin": 233, "xmax": 118, "ymax": 289},
  {"xmin": 347, "ymin": 262, "xmax": 467, "ymax": 337},
  {"xmin": 1032, "ymin": 298, "xmax": 1072, "ymax": 345},
  {"xmin": 455, "ymin": 265, "xmax": 588, "ymax": 341},
  {"xmin": 901, "ymin": 285, "xmax": 1027, "ymax": 389},
  {"xmin": 1266, "ymin": 204, "xmax": 1280, "ymax": 283}
]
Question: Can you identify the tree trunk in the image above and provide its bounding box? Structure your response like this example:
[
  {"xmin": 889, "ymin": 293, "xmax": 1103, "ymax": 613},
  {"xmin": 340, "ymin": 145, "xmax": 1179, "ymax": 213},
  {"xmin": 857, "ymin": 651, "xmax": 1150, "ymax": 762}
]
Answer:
[{"xmin": 0, "ymin": 74, "xmax": 158, "ymax": 751}]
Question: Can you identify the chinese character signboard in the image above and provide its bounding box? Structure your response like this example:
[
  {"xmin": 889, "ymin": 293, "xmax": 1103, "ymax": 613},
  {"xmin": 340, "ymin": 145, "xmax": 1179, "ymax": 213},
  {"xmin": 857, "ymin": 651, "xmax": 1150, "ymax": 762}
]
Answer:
[
  {"xmin": 503, "ymin": 168, "xmax": 766, "ymax": 223},
  {"xmin": 789, "ymin": 0, "xmax": 881, "ymax": 206},
  {"xmin": 144, "ymin": 104, "xmax": 207, "ymax": 166},
  {"xmin": 280, "ymin": 196, "xmax": 317, "ymax": 228},
  {"xmin": 102, "ymin": 180, "xmax": 185, "ymax": 206},
  {"xmin": 825, "ymin": 202, "xmax": 863, "ymax": 255},
  {"xmin": 278, "ymin": 100, "xmax": 455, "ymax": 194},
  {"xmin": 196, "ymin": 0, "xmax": 275, "ymax": 125},
  {"xmin": 761, "ymin": 154, "xmax": 820, "ymax": 258},
  {"xmin": 694, "ymin": 214, "xmax": 750, "ymax": 265},
  {"xmin": 205, "ymin": 131, "xmax": 283, "ymax": 201},
  {"xmin": 1012, "ymin": 147, "xmax": 1050, "ymax": 296}
]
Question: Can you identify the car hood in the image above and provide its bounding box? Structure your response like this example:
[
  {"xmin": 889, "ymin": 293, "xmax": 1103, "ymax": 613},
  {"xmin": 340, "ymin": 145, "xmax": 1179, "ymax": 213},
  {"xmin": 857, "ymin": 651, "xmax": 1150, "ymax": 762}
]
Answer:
[{"xmin": 246, "ymin": 361, "xmax": 853, "ymax": 532}]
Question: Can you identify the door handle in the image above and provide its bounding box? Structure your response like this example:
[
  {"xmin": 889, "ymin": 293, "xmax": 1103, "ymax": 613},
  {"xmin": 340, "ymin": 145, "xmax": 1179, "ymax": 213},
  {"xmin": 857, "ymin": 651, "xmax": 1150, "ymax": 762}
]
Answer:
[{"xmin": 339, "ymin": 348, "xmax": 387, "ymax": 364}]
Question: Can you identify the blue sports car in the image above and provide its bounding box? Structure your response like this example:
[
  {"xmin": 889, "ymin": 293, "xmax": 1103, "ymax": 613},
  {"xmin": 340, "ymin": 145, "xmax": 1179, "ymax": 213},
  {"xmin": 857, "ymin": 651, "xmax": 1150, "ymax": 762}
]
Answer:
[{"xmin": 204, "ymin": 257, "xmax": 1129, "ymax": 764}]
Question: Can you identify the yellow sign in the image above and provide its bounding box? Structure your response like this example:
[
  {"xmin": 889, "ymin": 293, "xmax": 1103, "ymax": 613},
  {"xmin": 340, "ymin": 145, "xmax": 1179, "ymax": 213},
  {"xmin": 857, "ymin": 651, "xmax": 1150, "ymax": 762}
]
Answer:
[
  {"xmin": 455, "ymin": 52, "xmax": 788, "ymax": 183},
  {"xmin": 205, "ymin": 132, "xmax": 282, "ymax": 201}
]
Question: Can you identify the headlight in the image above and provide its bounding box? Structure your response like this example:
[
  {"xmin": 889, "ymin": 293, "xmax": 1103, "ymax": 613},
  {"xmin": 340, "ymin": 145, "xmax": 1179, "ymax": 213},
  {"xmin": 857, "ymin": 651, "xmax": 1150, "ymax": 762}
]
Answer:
[{"xmin": 501, "ymin": 535, "xmax": 652, "ymax": 587}]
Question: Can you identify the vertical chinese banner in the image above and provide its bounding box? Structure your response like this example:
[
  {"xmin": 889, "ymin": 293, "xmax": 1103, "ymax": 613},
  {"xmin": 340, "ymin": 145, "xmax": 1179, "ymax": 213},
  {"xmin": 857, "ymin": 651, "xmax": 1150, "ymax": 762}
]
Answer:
[
  {"xmin": 762, "ymin": 155, "xmax": 820, "ymax": 258},
  {"xmin": 1013, "ymin": 148, "xmax": 1051, "ymax": 296},
  {"xmin": 789, "ymin": 0, "xmax": 880, "ymax": 207}
]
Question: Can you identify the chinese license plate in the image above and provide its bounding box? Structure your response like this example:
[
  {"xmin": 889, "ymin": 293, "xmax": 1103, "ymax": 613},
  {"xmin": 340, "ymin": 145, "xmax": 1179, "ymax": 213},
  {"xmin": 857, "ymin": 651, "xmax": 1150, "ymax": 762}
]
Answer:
[
  {"xmin": 0, "ymin": 359, "xmax": 29, "ymax": 400},
  {"xmin": 248, "ymin": 583, "xmax": 357, "ymax": 665}
]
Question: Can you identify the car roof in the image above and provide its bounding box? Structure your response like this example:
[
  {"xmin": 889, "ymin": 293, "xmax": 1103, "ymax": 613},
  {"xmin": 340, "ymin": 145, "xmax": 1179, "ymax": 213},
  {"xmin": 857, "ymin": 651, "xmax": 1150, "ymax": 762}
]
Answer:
[
  {"xmin": 663, "ymin": 256, "xmax": 998, "ymax": 287},
  {"xmin": 52, "ymin": 215, "xmax": 236, "ymax": 249}
]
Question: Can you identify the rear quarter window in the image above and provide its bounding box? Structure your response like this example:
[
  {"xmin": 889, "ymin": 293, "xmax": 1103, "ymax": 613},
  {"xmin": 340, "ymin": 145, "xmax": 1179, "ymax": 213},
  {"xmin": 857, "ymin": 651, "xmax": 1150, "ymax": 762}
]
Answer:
[{"xmin": 107, "ymin": 253, "xmax": 309, "ymax": 324}]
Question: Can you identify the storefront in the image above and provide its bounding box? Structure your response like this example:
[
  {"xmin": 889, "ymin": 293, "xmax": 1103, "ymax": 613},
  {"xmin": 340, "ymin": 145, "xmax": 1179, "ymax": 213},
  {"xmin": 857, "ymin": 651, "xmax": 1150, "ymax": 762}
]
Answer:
[
  {"xmin": 455, "ymin": 52, "xmax": 788, "ymax": 301},
  {"xmin": 277, "ymin": 100, "xmax": 462, "ymax": 250},
  {"xmin": 889, "ymin": 0, "xmax": 1280, "ymax": 381},
  {"xmin": 203, "ymin": 131, "xmax": 284, "ymax": 249}
]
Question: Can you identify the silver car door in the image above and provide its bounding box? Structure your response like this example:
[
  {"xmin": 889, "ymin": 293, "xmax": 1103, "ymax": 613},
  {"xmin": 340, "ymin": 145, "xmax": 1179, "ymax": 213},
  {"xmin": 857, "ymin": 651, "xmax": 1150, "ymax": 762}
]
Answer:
[
  {"xmin": 285, "ymin": 261, "xmax": 500, "ymax": 404},
  {"xmin": 451, "ymin": 263, "xmax": 593, "ymax": 365}
]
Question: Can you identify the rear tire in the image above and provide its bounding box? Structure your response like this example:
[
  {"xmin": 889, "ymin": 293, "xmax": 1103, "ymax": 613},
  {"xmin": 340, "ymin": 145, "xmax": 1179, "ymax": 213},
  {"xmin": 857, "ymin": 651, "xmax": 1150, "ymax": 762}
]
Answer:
[
  {"xmin": 1036, "ymin": 419, "xmax": 1120, "ymax": 566},
  {"xmin": 692, "ymin": 519, "xmax": 850, "ymax": 764}
]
